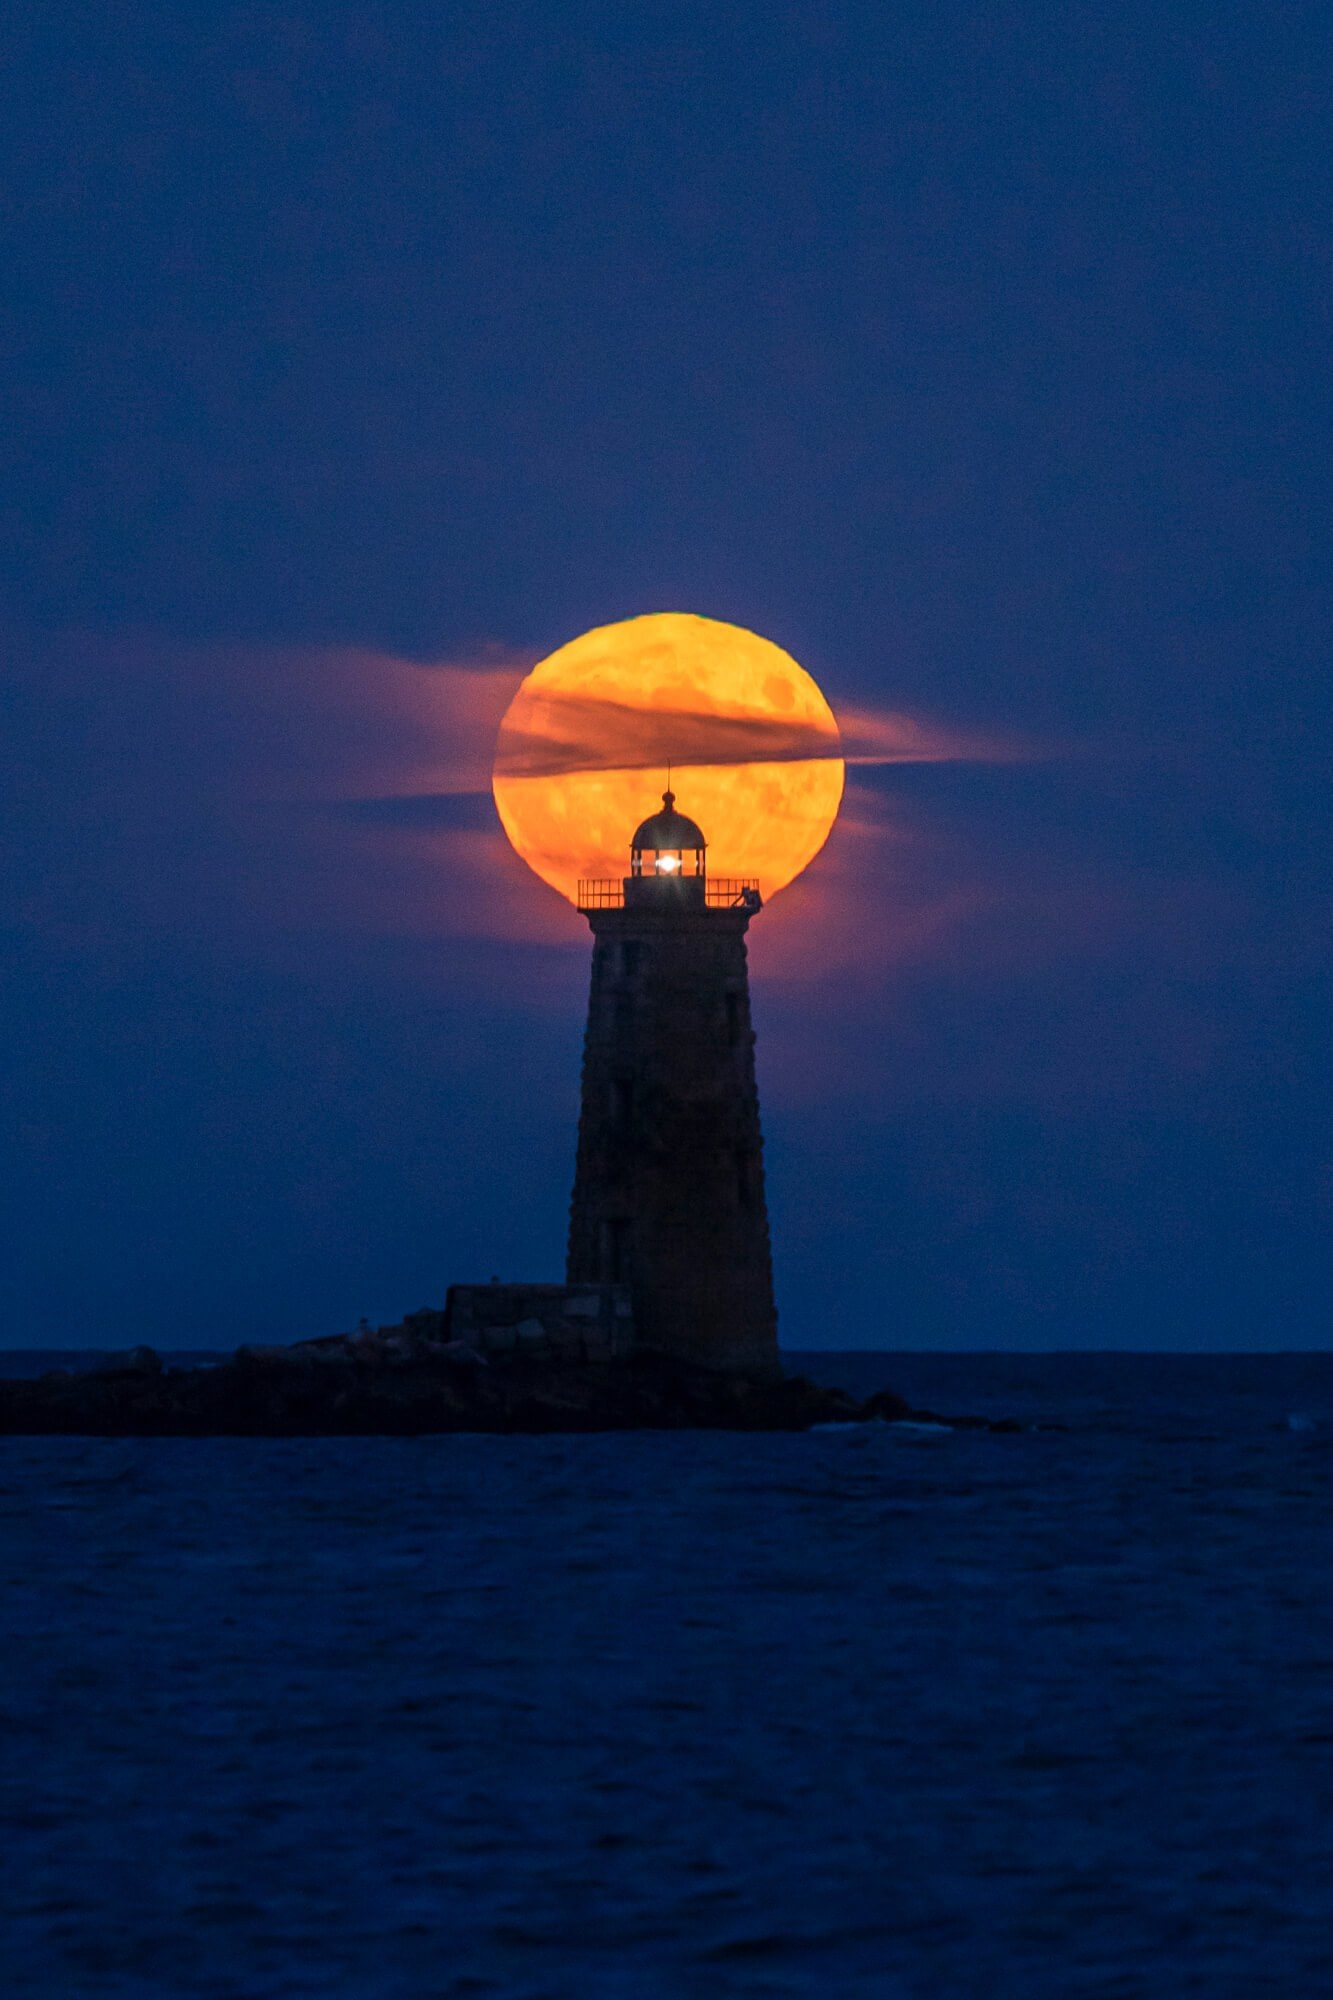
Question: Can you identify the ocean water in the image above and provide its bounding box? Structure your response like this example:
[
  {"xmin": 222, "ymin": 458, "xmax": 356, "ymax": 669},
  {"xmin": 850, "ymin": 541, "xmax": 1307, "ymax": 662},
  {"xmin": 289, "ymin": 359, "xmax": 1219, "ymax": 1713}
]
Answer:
[{"xmin": 2, "ymin": 1350, "xmax": 1331, "ymax": 2000}]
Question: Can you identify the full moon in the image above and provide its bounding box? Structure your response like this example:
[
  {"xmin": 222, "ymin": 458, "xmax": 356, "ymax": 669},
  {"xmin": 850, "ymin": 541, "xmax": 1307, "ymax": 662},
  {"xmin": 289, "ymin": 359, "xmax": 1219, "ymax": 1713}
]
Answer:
[{"xmin": 492, "ymin": 613, "xmax": 844, "ymax": 905}]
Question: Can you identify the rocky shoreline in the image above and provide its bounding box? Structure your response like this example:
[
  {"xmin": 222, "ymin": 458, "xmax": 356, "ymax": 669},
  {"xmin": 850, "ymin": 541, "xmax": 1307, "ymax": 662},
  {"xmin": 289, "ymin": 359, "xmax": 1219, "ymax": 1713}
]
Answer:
[{"xmin": 0, "ymin": 1325, "xmax": 1018, "ymax": 1438}]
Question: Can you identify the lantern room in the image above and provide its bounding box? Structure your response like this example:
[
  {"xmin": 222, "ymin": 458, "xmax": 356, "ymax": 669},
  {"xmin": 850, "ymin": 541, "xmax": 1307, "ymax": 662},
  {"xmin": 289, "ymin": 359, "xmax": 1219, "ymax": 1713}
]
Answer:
[
  {"xmin": 576, "ymin": 787, "xmax": 759, "ymax": 911},
  {"xmin": 629, "ymin": 790, "xmax": 707, "ymax": 879}
]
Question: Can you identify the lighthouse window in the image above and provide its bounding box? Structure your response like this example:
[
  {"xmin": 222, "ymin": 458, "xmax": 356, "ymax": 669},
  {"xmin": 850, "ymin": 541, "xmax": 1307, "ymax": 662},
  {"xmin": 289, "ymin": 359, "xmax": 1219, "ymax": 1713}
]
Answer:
[
  {"xmin": 612, "ymin": 1078, "xmax": 634, "ymax": 1136},
  {"xmin": 620, "ymin": 941, "xmax": 643, "ymax": 978},
  {"xmin": 725, "ymin": 992, "xmax": 742, "ymax": 1048}
]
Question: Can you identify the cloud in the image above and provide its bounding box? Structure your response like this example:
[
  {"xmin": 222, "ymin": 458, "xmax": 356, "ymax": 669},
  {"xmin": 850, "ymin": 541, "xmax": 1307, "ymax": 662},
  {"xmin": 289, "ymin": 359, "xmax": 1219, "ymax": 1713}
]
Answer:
[
  {"xmin": 835, "ymin": 703, "xmax": 1037, "ymax": 768},
  {"xmin": 1, "ymin": 625, "xmax": 1185, "ymax": 1022},
  {"xmin": 491, "ymin": 683, "xmax": 1029, "ymax": 782},
  {"xmin": 0, "ymin": 630, "xmax": 568, "ymax": 963},
  {"xmin": 753, "ymin": 777, "xmax": 987, "ymax": 986},
  {"xmin": 493, "ymin": 687, "xmax": 836, "ymax": 780}
]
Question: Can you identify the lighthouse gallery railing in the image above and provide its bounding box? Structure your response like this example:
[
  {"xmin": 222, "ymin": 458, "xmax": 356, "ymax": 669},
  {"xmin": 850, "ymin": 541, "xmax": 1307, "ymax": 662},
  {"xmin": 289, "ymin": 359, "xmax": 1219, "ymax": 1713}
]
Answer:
[{"xmin": 576, "ymin": 878, "xmax": 760, "ymax": 910}]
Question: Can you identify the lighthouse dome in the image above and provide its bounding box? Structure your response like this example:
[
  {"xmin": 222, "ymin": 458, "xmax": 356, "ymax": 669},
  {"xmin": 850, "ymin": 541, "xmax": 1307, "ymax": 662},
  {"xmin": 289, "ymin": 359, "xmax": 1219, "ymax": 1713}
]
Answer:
[{"xmin": 630, "ymin": 790, "xmax": 706, "ymax": 854}]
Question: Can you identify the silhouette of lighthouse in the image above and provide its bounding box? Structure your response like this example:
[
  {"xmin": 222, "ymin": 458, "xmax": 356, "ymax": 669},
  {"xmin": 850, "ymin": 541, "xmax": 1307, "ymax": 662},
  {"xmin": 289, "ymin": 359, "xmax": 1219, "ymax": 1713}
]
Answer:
[{"xmin": 567, "ymin": 786, "xmax": 778, "ymax": 1375}]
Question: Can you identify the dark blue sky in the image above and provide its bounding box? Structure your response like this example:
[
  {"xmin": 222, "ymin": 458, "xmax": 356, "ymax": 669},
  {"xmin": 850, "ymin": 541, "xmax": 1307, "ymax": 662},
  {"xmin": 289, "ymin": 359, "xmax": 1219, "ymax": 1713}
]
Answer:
[{"xmin": 2, "ymin": 3, "xmax": 1328, "ymax": 1349}]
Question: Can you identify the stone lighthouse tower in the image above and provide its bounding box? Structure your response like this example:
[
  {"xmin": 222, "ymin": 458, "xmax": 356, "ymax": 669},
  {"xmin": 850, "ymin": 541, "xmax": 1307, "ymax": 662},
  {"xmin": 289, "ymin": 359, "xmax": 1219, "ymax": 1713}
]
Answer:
[{"xmin": 566, "ymin": 790, "xmax": 778, "ymax": 1375}]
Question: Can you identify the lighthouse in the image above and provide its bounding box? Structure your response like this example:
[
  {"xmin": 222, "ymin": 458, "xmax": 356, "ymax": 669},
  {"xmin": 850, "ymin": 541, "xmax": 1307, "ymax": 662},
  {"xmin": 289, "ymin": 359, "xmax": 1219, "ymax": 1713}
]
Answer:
[{"xmin": 566, "ymin": 790, "xmax": 779, "ymax": 1375}]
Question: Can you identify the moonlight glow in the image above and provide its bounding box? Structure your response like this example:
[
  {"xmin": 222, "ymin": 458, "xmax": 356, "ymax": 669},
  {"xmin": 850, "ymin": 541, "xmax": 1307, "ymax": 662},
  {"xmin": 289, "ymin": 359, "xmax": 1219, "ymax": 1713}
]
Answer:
[{"xmin": 492, "ymin": 613, "xmax": 845, "ymax": 904}]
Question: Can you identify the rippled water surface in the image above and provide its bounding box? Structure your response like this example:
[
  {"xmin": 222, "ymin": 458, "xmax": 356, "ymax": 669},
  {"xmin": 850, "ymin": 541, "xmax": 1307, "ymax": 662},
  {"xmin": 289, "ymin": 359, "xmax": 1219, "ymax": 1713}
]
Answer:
[{"xmin": 3, "ymin": 1351, "xmax": 1332, "ymax": 1999}]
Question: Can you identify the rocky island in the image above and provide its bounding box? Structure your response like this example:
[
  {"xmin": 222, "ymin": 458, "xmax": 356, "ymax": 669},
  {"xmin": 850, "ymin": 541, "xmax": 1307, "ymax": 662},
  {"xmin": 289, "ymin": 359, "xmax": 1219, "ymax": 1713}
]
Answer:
[{"xmin": 0, "ymin": 1309, "xmax": 1014, "ymax": 1438}]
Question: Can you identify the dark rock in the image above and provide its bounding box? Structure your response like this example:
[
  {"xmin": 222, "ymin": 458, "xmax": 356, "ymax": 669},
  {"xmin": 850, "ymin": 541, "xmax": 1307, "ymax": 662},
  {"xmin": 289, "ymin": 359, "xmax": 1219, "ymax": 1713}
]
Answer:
[
  {"xmin": 401, "ymin": 1307, "xmax": 446, "ymax": 1342},
  {"xmin": 0, "ymin": 1323, "xmax": 1008, "ymax": 1438},
  {"xmin": 93, "ymin": 1345, "xmax": 163, "ymax": 1377},
  {"xmin": 861, "ymin": 1386, "xmax": 914, "ymax": 1424},
  {"xmin": 238, "ymin": 1340, "xmax": 356, "ymax": 1370},
  {"xmin": 434, "ymin": 1342, "xmax": 487, "ymax": 1368}
]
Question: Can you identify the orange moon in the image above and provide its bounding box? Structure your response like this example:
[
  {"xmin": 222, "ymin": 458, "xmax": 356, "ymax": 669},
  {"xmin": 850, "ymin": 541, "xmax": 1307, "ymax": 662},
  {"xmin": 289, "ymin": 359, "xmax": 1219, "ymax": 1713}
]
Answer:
[{"xmin": 492, "ymin": 613, "xmax": 845, "ymax": 905}]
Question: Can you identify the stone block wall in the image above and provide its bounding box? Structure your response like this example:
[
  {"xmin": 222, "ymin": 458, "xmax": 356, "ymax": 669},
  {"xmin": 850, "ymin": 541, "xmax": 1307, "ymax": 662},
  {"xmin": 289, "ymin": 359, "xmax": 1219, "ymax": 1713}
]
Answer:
[
  {"xmin": 444, "ymin": 1283, "xmax": 634, "ymax": 1363},
  {"xmin": 566, "ymin": 902, "xmax": 779, "ymax": 1376}
]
